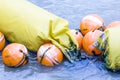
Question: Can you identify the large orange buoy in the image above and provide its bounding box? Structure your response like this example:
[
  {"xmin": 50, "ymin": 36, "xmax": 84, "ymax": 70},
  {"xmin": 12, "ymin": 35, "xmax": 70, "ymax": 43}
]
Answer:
[
  {"xmin": 37, "ymin": 43, "xmax": 63, "ymax": 67},
  {"xmin": 83, "ymin": 30, "xmax": 103, "ymax": 55},
  {"xmin": 0, "ymin": 32, "xmax": 5, "ymax": 51},
  {"xmin": 2, "ymin": 43, "xmax": 28, "ymax": 67},
  {"xmin": 105, "ymin": 21, "xmax": 120, "ymax": 29},
  {"xmin": 80, "ymin": 14, "xmax": 104, "ymax": 35},
  {"xmin": 71, "ymin": 29, "xmax": 83, "ymax": 49}
]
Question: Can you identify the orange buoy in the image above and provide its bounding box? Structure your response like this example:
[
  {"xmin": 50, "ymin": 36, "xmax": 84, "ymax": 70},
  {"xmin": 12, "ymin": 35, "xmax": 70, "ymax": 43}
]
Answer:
[
  {"xmin": 37, "ymin": 43, "xmax": 63, "ymax": 67},
  {"xmin": 83, "ymin": 30, "xmax": 103, "ymax": 55},
  {"xmin": 106, "ymin": 21, "xmax": 120, "ymax": 29},
  {"xmin": 71, "ymin": 29, "xmax": 83, "ymax": 49},
  {"xmin": 0, "ymin": 32, "xmax": 5, "ymax": 51},
  {"xmin": 2, "ymin": 43, "xmax": 28, "ymax": 67},
  {"xmin": 80, "ymin": 14, "xmax": 104, "ymax": 35}
]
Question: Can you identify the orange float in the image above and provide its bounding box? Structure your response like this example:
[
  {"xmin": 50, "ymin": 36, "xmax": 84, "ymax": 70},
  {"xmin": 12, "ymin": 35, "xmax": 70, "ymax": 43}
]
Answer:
[
  {"xmin": 80, "ymin": 14, "xmax": 104, "ymax": 35},
  {"xmin": 37, "ymin": 43, "xmax": 63, "ymax": 67},
  {"xmin": 83, "ymin": 30, "xmax": 103, "ymax": 55},
  {"xmin": 105, "ymin": 21, "xmax": 120, "ymax": 29},
  {"xmin": 0, "ymin": 32, "xmax": 5, "ymax": 51},
  {"xmin": 71, "ymin": 29, "xmax": 83, "ymax": 49},
  {"xmin": 2, "ymin": 43, "xmax": 28, "ymax": 67}
]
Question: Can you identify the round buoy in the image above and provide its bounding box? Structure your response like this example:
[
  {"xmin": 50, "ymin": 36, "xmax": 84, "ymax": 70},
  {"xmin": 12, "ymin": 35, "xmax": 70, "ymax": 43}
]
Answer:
[
  {"xmin": 71, "ymin": 29, "xmax": 83, "ymax": 49},
  {"xmin": 37, "ymin": 43, "xmax": 63, "ymax": 67},
  {"xmin": 2, "ymin": 43, "xmax": 28, "ymax": 67},
  {"xmin": 80, "ymin": 14, "xmax": 104, "ymax": 35},
  {"xmin": 105, "ymin": 21, "xmax": 120, "ymax": 29},
  {"xmin": 0, "ymin": 32, "xmax": 5, "ymax": 51},
  {"xmin": 83, "ymin": 30, "xmax": 103, "ymax": 55}
]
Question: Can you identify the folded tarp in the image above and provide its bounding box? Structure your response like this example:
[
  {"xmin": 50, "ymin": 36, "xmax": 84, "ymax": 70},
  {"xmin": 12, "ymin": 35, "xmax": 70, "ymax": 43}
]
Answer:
[
  {"xmin": 94, "ymin": 26, "xmax": 120, "ymax": 71},
  {"xmin": 0, "ymin": 0, "xmax": 80, "ymax": 62}
]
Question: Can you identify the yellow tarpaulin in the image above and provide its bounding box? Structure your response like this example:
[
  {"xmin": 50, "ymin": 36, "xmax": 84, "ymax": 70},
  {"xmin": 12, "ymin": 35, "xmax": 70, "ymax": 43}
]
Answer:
[
  {"xmin": 94, "ymin": 27, "xmax": 120, "ymax": 71},
  {"xmin": 0, "ymin": 0, "xmax": 80, "ymax": 62}
]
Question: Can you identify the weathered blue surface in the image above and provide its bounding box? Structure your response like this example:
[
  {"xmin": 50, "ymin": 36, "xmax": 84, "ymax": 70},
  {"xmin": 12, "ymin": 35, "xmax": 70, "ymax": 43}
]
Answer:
[{"xmin": 0, "ymin": 0, "xmax": 120, "ymax": 80}]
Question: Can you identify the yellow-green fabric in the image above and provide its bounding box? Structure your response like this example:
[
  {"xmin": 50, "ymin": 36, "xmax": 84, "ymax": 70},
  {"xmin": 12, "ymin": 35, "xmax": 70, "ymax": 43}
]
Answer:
[
  {"xmin": 94, "ymin": 27, "xmax": 120, "ymax": 71},
  {"xmin": 0, "ymin": 0, "xmax": 80, "ymax": 62}
]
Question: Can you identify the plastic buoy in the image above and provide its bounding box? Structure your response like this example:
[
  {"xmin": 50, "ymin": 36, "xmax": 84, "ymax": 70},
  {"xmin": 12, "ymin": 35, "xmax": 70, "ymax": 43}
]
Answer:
[
  {"xmin": 37, "ymin": 43, "xmax": 63, "ymax": 67},
  {"xmin": 2, "ymin": 43, "xmax": 28, "ymax": 67},
  {"xmin": 71, "ymin": 29, "xmax": 83, "ymax": 49},
  {"xmin": 0, "ymin": 32, "xmax": 5, "ymax": 51},
  {"xmin": 80, "ymin": 14, "xmax": 104, "ymax": 35},
  {"xmin": 105, "ymin": 21, "xmax": 120, "ymax": 29},
  {"xmin": 83, "ymin": 30, "xmax": 103, "ymax": 55}
]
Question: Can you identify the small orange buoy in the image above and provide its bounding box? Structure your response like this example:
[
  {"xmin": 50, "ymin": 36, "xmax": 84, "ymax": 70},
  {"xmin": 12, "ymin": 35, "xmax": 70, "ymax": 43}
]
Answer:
[
  {"xmin": 106, "ymin": 21, "xmax": 120, "ymax": 29},
  {"xmin": 71, "ymin": 29, "xmax": 83, "ymax": 49},
  {"xmin": 80, "ymin": 14, "xmax": 104, "ymax": 35},
  {"xmin": 37, "ymin": 43, "xmax": 63, "ymax": 67},
  {"xmin": 0, "ymin": 32, "xmax": 5, "ymax": 51},
  {"xmin": 83, "ymin": 30, "xmax": 103, "ymax": 55},
  {"xmin": 2, "ymin": 43, "xmax": 28, "ymax": 67}
]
